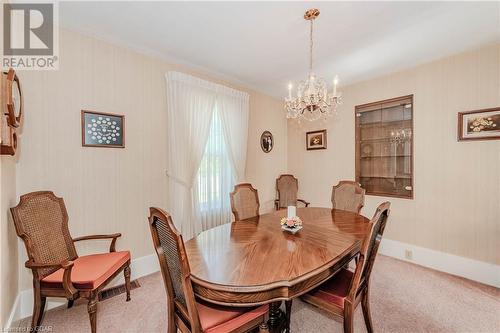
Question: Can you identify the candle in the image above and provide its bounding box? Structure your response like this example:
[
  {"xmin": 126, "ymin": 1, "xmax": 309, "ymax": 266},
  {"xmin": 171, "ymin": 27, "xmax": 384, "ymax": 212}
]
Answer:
[
  {"xmin": 287, "ymin": 206, "xmax": 296, "ymax": 218},
  {"xmin": 288, "ymin": 83, "xmax": 292, "ymax": 100},
  {"xmin": 333, "ymin": 75, "xmax": 339, "ymax": 97}
]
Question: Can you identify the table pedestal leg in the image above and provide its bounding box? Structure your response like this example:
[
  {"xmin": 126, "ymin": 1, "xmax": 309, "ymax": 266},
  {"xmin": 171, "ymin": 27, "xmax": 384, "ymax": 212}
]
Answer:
[
  {"xmin": 268, "ymin": 301, "xmax": 285, "ymax": 333},
  {"xmin": 285, "ymin": 300, "xmax": 292, "ymax": 333}
]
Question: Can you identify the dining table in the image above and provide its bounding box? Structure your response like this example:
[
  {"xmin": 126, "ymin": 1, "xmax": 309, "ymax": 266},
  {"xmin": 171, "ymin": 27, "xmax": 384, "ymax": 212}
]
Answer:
[{"xmin": 184, "ymin": 207, "xmax": 371, "ymax": 333}]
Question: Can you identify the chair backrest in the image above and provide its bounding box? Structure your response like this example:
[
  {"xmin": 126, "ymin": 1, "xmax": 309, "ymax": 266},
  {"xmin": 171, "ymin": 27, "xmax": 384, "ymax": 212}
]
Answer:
[
  {"xmin": 331, "ymin": 181, "xmax": 366, "ymax": 213},
  {"xmin": 276, "ymin": 174, "xmax": 298, "ymax": 209},
  {"xmin": 230, "ymin": 183, "xmax": 260, "ymax": 221},
  {"xmin": 148, "ymin": 207, "xmax": 201, "ymax": 331},
  {"xmin": 348, "ymin": 202, "xmax": 390, "ymax": 300},
  {"xmin": 10, "ymin": 191, "xmax": 78, "ymax": 279}
]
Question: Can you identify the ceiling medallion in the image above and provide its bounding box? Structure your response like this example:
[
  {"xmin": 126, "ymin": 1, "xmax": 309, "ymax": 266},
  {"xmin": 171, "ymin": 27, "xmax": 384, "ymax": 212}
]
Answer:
[{"xmin": 285, "ymin": 9, "xmax": 342, "ymax": 122}]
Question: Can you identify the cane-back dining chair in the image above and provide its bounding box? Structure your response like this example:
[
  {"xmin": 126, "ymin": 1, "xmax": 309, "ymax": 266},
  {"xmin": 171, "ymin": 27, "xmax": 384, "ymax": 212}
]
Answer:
[
  {"xmin": 274, "ymin": 174, "xmax": 310, "ymax": 210},
  {"xmin": 331, "ymin": 181, "xmax": 366, "ymax": 213},
  {"xmin": 300, "ymin": 202, "xmax": 391, "ymax": 333},
  {"xmin": 230, "ymin": 183, "xmax": 260, "ymax": 221},
  {"xmin": 148, "ymin": 207, "xmax": 269, "ymax": 333},
  {"xmin": 11, "ymin": 191, "xmax": 131, "ymax": 333}
]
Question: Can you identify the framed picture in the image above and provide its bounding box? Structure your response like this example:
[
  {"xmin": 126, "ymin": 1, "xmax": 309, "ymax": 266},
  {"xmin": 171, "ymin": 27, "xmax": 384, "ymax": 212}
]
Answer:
[
  {"xmin": 458, "ymin": 107, "xmax": 500, "ymax": 141},
  {"xmin": 306, "ymin": 129, "xmax": 327, "ymax": 150},
  {"xmin": 81, "ymin": 110, "xmax": 125, "ymax": 148},
  {"xmin": 260, "ymin": 131, "xmax": 273, "ymax": 153}
]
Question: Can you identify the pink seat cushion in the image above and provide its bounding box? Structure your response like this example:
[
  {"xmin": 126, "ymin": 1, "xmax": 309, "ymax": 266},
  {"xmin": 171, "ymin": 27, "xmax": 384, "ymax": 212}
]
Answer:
[
  {"xmin": 197, "ymin": 300, "xmax": 268, "ymax": 333},
  {"xmin": 305, "ymin": 268, "xmax": 353, "ymax": 308},
  {"xmin": 41, "ymin": 251, "xmax": 130, "ymax": 291}
]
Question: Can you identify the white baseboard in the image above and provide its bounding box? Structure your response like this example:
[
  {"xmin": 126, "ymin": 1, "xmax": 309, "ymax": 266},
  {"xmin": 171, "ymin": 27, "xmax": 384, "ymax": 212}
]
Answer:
[
  {"xmin": 4, "ymin": 293, "xmax": 21, "ymax": 331},
  {"xmin": 5, "ymin": 254, "xmax": 159, "ymax": 329},
  {"xmin": 379, "ymin": 238, "xmax": 500, "ymax": 288}
]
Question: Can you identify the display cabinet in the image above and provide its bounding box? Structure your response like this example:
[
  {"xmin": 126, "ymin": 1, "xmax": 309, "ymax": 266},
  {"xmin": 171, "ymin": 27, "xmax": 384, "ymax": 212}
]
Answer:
[{"xmin": 355, "ymin": 95, "xmax": 413, "ymax": 199}]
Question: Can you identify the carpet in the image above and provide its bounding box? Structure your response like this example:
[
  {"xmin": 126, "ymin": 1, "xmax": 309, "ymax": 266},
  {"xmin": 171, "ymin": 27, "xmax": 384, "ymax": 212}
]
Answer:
[{"xmin": 14, "ymin": 255, "xmax": 500, "ymax": 332}]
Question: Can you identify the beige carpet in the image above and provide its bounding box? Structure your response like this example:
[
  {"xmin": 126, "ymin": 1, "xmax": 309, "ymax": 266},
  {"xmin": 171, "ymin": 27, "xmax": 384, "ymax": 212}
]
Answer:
[{"xmin": 15, "ymin": 255, "xmax": 500, "ymax": 332}]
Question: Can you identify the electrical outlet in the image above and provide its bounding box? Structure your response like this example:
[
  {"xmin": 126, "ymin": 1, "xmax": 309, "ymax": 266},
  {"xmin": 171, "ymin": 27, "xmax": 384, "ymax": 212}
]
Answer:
[{"xmin": 405, "ymin": 249, "xmax": 413, "ymax": 260}]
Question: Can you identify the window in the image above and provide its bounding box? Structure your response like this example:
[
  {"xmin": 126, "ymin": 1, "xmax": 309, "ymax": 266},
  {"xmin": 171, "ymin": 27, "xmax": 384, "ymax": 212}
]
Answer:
[
  {"xmin": 355, "ymin": 95, "xmax": 414, "ymax": 199},
  {"xmin": 195, "ymin": 108, "xmax": 235, "ymax": 229}
]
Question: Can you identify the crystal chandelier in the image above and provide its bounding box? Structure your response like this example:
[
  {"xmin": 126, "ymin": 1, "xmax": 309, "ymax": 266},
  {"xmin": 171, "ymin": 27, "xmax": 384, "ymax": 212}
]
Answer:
[{"xmin": 285, "ymin": 9, "xmax": 342, "ymax": 121}]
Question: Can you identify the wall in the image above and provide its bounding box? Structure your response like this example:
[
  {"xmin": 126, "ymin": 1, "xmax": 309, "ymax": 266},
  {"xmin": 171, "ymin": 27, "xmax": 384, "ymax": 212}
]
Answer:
[
  {"xmin": 0, "ymin": 157, "xmax": 19, "ymax": 327},
  {"xmin": 288, "ymin": 43, "xmax": 500, "ymax": 266},
  {"xmin": 15, "ymin": 28, "xmax": 287, "ymax": 292},
  {"xmin": 246, "ymin": 95, "xmax": 288, "ymax": 212},
  {"xmin": 1, "ymin": 0, "xmax": 20, "ymax": 320}
]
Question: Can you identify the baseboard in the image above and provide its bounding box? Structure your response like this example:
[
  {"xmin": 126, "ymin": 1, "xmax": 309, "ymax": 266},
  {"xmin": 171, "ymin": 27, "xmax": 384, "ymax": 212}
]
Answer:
[
  {"xmin": 5, "ymin": 254, "xmax": 159, "ymax": 329},
  {"xmin": 379, "ymin": 238, "xmax": 500, "ymax": 288},
  {"xmin": 4, "ymin": 293, "xmax": 21, "ymax": 330}
]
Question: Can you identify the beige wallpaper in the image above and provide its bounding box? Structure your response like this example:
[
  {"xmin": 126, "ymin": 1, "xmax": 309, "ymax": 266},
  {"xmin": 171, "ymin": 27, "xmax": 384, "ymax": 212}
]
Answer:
[
  {"xmin": 247, "ymin": 94, "xmax": 288, "ymax": 212},
  {"xmin": 14, "ymin": 28, "xmax": 287, "ymax": 290},
  {"xmin": 1, "ymin": 158, "xmax": 19, "ymax": 326},
  {"xmin": 288, "ymin": 43, "xmax": 500, "ymax": 265},
  {"xmin": 1, "ymin": 9, "xmax": 20, "ymax": 322}
]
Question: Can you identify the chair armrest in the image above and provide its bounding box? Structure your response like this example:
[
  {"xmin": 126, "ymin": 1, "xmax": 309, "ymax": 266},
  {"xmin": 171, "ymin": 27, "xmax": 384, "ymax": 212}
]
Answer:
[
  {"xmin": 73, "ymin": 233, "xmax": 121, "ymax": 252},
  {"xmin": 25, "ymin": 260, "xmax": 78, "ymax": 299},
  {"xmin": 25, "ymin": 259, "xmax": 73, "ymax": 269},
  {"xmin": 297, "ymin": 199, "xmax": 310, "ymax": 207}
]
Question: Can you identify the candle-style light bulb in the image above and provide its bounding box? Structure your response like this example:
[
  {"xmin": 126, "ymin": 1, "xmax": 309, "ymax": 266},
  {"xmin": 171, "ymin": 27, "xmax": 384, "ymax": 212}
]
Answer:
[
  {"xmin": 288, "ymin": 83, "xmax": 293, "ymax": 100},
  {"xmin": 333, "ymin": 75, "xmax": 339, "ymax": 97}
]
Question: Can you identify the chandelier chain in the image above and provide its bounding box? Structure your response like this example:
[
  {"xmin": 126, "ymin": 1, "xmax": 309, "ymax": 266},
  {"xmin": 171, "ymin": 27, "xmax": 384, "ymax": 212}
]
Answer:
[{"xmin": 309, "ymin": 20, "xmax": 314, "ymax": 74}]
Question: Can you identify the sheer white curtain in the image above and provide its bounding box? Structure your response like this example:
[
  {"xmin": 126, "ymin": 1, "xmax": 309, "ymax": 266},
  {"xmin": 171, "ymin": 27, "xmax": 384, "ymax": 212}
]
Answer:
[
  {"xmin": 194, "ymin": 109, "xmax": 235, "ymax": 230},
  {"xmin": 165, "ymin": 72, "xmax": 216, "ymax": 239},
  {"xmin": 218, "ymin": 87, "xmax": 250, "ymax": 182},
  {"xmin": 165, "ymin": 71, "xmax": 249, "ymax": 238}
]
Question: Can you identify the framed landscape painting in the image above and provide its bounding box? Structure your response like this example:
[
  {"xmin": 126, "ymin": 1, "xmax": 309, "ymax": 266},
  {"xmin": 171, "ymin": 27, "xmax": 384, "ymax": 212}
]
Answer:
[
  {"xmin": 458, "ymin": 107, "xmax": 500, "ymax": 141},
  {"xmin": 306, "ymin": 129, "xmax": 327, "ymax": 150},
  {"xmin": 81, "ymin": 110, "xmax": 125, "ymax": 148}
]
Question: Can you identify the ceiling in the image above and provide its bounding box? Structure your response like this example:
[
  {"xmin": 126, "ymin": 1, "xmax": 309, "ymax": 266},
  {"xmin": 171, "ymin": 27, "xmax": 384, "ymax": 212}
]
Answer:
[{"xmin": 59, "ymin": 1, "xmax": 500, "ymax": 97}]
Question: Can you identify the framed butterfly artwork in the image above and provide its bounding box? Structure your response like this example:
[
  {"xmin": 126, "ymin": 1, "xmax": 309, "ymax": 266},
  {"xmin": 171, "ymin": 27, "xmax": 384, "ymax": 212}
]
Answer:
[{"xmin": 81, "ymin": 110, "xmax": 125, "ymax": 148}]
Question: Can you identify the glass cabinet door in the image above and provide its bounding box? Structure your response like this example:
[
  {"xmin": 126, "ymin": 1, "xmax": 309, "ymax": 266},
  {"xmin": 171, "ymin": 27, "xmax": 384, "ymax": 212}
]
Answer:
[{"xmin": 355, "ymin": 95, "xmax": 414, "ymax": 199}]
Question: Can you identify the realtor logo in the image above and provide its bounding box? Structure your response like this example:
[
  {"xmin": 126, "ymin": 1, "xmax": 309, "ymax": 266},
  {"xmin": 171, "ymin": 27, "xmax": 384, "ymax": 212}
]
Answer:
[{"xmin": 2, "ymin": 2, "xmax": 59, "ymax": 70}]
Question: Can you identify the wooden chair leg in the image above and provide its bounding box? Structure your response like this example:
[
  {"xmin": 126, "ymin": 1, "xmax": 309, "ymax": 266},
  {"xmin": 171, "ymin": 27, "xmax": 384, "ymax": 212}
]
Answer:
[
  {"xmin": 167, "ymin": 303, "xmax": 176, "ymax": 333},
  {"xmin": 31, "ymin": 288, "xmax": 46, "ymax": 329},
  {"xmin": 87, "ymin": 292, "xmax": 98, "ymax": 333},
  {"xmin": 361, "ymin": 289, "xmax": 374, "ymax": 333},
  {"xmin": 343, "ymin": 304, "xmax": 354, "ymax": 333},
  {"xmin": 285, "ymin": 300, "xmax": 292, "ymax": 333},
  {"xmin": 67, "ymin": 299, "xmax": 74, "ymax": 308},
  {"xmin": 259, "ymin": 321, "xmax": 270, "ymax": 333},
  {"xmin": 37, "ymin": 297, "xmax": 47, "ymax": 326},
  {"xmin": 124, "ymin": 265, "xmax": 131, "ymax": 301}
]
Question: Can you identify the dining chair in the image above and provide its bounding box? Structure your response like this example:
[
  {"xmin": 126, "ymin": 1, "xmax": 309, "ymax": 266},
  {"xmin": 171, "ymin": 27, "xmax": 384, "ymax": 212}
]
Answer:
[
  {"xmin": 148, "ymin": 207, "xmax": 269, "ymax": 333},
  {"xmin": 331, "ymin": 181, "xmax": 366, "ymax": 213},
  {"xmin": 274, "ymin": 174, "xmax": 310, "ymax": 210},
  {"xmin": 11, "ymin": 191, "xmax": 131, "ymax": 333},
  {"xmin": 299, "ymin": 202, "xmax": 390, "ymax": 333},
  {"xmin": 230, "ymin": 183, "xmax": 260, "ymax": 221}
]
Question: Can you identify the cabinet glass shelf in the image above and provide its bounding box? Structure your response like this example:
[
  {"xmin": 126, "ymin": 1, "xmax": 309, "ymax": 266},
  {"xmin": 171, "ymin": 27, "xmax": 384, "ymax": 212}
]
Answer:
[{"xmin": 355, "ymin": 95, "xmax": 414, "ymax": 199}]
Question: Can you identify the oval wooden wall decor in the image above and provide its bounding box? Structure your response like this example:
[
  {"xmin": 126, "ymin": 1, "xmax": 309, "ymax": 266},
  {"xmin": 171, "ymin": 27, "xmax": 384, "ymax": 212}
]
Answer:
[
  {"xmin": 260, "ymin": 131, "xmax": 273, "ymax": 153},
  {"xmin": 1, "ymin": 68, "xmax": 24, "ymax": 156}
]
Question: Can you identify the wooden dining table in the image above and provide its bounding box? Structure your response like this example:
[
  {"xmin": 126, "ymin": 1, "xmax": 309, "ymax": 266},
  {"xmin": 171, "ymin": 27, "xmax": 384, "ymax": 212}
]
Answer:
[{"xmin": 184, "ymin": 207, "xmax": 371, "ymax": 332}]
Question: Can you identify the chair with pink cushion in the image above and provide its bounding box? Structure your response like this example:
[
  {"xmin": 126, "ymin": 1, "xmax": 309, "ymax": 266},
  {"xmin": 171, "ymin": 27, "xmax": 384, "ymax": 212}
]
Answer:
[
  {"xmin": 148, "ymin": 207, "xmax": 269, "ymax": 333},
  {"xmin": 300, "ymin": 202, "xmax": 391, "ymax": 333},
  {"xmin": 11, "ymin": 191, "xmax": 132, "ymax": 333}
]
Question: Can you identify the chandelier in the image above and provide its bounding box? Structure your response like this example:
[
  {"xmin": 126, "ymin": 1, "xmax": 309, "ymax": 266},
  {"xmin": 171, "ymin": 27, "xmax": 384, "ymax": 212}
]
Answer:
[{"xmin": 285, "ymin": 9, "xmax": 341, "ymax": 121}]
